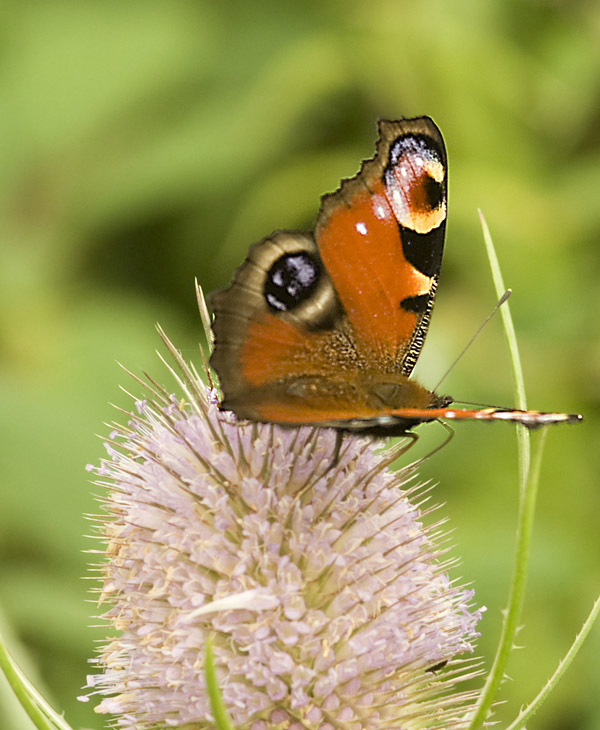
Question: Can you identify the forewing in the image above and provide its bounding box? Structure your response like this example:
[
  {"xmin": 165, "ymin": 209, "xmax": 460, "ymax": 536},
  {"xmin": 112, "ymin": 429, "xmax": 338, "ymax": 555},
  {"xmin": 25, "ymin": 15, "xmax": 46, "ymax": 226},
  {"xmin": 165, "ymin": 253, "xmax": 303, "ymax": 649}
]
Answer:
[{"xmin": 315, "ymin": 117, "xmax": 447, "ymax": 375}]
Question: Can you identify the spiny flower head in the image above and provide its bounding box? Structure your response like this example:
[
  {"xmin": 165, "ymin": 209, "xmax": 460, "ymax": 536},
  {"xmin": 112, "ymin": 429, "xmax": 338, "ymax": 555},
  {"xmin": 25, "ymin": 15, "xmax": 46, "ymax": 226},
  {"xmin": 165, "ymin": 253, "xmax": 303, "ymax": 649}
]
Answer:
[{"xmin": 84, "ymin": 333, "xmax": 482, "ymax": 730}]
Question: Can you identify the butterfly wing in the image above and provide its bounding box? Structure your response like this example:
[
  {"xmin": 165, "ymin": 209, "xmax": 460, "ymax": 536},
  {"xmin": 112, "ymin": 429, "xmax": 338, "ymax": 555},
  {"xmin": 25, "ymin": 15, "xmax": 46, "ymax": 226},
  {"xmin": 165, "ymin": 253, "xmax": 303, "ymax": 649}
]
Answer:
[
  {"xmin": 210, "ymin": 117, "xmax": 448, "ymax": 426},
  {"xmin": 210, "ymin": 230, "xmax": 345, "ymax": 409},
  {"xmin": 315, "ymin": 117, "xmax": 447, "ymax": 375}
]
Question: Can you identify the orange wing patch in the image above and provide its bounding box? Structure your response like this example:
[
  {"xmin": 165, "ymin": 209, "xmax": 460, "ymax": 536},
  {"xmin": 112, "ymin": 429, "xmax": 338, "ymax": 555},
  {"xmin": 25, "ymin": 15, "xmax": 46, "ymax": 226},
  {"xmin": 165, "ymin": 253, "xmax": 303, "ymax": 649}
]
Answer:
[
  {"xmin": 240, "ymin": 314, "xmax": 330, "ymax": 386},
  {"xmin": 317, "ymin": 181, "xmax": 431, "ymax": 358}
]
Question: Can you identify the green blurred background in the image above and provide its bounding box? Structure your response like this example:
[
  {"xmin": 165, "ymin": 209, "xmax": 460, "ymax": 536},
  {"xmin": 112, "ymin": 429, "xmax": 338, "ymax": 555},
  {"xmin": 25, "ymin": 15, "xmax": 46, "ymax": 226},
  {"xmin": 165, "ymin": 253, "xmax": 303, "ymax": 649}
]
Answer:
[{"xmin": 1, "ymin": 1, "xmax": 598, "ymax": 728}]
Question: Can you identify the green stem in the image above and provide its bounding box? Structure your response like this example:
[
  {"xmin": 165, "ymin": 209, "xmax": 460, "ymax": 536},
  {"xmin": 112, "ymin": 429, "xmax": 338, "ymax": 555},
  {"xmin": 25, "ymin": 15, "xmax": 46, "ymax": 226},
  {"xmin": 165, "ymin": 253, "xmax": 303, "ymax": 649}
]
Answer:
[
  {"xmin": 478, "ymin": 210, "xmax": 530, "ymax": 490},
  {"xmin": 0, "ymin": 635, "xmax": 73, "ymax": 730},
  {"xmin": 467, "ymin": 214, "xmax": 540, "ymax": 729},
  {"xmin": 205, "ymin": 636, "xmax": 236, "ymax": 730},
  {"xmin": 505, "ymin": 593, "xmax": 600, "ymax": 730},
  {"xmin": 468, "ymin": 429, "xmax": 548, "ymax": 729}
]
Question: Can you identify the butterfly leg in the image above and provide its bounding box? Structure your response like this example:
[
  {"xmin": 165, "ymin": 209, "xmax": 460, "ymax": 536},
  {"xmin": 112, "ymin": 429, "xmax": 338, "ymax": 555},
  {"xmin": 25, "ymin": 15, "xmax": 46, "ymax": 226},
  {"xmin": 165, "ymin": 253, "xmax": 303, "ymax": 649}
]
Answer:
[{"xmin": 329, "ymin": 430, "xmax": 345, "ymax": 470}]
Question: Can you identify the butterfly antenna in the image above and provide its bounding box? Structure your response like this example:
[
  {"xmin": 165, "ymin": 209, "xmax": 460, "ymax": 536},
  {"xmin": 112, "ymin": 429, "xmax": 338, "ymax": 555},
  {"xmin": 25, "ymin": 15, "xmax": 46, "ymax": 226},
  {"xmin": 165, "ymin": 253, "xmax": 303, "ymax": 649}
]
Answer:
[
  {"xmin": 432, "ymin": 288, "xmax": 512, "ymax": 392},
  {"xmin": 454, "ymin": 398, "xmax": 512, "ymax": 410}
]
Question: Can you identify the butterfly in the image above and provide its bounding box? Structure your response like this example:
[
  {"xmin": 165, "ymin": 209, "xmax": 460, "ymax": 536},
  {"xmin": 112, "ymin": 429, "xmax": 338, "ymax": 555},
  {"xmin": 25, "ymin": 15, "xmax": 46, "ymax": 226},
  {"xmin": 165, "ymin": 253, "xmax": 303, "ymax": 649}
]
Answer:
[{"xmin": 209, "ymin": 117, "xmax": 581, "ymax": 435}]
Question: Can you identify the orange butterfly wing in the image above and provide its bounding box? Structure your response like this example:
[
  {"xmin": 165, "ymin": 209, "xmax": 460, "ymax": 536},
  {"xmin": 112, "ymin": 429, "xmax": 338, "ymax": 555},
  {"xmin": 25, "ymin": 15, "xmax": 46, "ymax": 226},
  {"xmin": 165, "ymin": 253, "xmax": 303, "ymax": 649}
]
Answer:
[
  {"xmin": 316, "ymin": 117, "xmax": 446, "ymax": 372},
  {"xmin": 210, "ymin": 117, "xmax": 449, "ymax": 427}
]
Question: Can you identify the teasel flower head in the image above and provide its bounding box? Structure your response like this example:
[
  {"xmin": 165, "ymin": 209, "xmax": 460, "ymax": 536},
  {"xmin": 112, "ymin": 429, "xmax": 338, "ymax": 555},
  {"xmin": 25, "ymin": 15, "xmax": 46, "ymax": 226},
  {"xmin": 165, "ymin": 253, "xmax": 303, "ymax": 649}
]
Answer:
[{"xmin": 84, "ymin": 328, "xmax": 483, "ymax": 730}]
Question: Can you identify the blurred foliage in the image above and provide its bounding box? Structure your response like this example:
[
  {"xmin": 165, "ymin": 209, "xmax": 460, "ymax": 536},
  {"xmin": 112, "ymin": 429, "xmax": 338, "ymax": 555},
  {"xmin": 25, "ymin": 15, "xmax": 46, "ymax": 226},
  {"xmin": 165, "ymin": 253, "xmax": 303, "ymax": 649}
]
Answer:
[{"xmin": 0, "ymin": 1, "xmax": 598, "ymax": 729}]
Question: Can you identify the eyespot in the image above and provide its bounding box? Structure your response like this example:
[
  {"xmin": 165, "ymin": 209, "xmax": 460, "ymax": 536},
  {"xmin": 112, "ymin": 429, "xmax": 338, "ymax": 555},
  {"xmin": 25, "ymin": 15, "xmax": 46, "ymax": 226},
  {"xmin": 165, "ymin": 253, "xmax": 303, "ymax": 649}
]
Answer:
[
  {"xmin": 383, "ymin": 133, "xmax": 446, "ymax": 234},
  {"xmin": 388, "ymin": 133, "xmax": 444, "ymax": 187},
  {"xmin": 264, "ymin": 252, "xmax": 322, "ymax": 312}
]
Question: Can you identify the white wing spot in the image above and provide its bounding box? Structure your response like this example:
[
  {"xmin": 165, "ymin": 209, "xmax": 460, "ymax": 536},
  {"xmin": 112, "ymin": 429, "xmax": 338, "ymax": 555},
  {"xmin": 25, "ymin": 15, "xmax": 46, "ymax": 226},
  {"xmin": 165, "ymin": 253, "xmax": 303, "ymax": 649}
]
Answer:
[
  {"xmin": 372, "ymin": 195, "xmax": 389, "ymax": 220},
  {"xmin": 355, "ymin": 222, "xmax": 368, "ymax": 235}
]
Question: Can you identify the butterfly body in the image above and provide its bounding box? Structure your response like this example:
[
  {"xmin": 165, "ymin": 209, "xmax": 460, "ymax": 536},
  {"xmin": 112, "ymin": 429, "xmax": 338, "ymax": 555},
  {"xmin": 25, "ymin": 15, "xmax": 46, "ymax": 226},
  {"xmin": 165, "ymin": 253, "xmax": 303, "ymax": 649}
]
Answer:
[{"xmin": 210, "ymin": 117, "xmax": 581, "ymax": 432}]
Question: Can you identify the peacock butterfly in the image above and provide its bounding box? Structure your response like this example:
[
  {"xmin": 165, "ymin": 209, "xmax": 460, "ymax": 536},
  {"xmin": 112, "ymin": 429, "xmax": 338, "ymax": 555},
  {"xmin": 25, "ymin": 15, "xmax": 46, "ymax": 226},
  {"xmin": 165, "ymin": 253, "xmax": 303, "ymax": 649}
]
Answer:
[{"xmin": 209, "ymin": 117, "xmax": 581, "ymax": 434}]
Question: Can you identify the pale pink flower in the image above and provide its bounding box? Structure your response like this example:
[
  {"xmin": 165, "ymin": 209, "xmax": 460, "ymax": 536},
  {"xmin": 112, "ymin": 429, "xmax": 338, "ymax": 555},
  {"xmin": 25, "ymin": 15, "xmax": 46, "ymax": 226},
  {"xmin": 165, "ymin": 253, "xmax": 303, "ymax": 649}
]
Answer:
[{"xmin": 84, "ymin": 337, "xmax": 482, "ymax": 730}]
